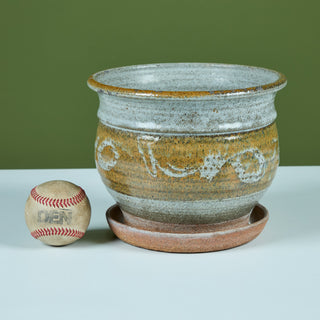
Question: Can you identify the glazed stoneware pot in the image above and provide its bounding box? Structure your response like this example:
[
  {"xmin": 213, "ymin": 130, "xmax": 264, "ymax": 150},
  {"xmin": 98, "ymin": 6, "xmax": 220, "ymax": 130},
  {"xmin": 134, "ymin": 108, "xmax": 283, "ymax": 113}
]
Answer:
[{"xmin": 88, "ymin": 63, "xmax": 286, "ymax": 252}]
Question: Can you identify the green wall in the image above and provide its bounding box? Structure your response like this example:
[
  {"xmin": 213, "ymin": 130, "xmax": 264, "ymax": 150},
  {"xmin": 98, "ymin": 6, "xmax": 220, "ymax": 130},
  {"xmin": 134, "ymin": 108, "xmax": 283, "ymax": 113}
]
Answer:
[{"xmin": 2, "ymin": 0, "xmax": 319, "ymax": 168}]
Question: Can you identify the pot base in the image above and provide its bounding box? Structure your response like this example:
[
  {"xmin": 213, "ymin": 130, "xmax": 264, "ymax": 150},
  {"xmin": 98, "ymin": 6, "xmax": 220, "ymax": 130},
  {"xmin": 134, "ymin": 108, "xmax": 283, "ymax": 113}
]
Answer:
[{"xmin": 106, "ymin": 204, "xmax": 268, "ymax": 253}]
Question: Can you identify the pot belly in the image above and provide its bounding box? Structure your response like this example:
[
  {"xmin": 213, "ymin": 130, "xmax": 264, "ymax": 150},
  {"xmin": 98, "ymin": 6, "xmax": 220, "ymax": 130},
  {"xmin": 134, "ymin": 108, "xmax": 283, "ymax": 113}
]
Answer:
[{"xmin": 95, "ymin": 122, "xmax": 279, "ymax": 224}]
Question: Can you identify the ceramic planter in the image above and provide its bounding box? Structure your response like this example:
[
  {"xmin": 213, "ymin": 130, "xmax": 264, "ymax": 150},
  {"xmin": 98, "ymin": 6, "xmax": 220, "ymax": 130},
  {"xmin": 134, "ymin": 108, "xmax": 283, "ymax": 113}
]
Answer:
[{"xmin": 88, "ymin": 63, "xmax": 286, "ymax": 252}]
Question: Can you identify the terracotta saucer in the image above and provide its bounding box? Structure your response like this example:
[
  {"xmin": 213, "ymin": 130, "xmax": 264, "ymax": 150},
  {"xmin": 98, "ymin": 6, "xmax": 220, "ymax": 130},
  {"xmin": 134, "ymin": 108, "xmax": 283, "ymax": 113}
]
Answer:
[{"xmin": 106, "ymin": 204, "xmax": 269, "ymax": 253}]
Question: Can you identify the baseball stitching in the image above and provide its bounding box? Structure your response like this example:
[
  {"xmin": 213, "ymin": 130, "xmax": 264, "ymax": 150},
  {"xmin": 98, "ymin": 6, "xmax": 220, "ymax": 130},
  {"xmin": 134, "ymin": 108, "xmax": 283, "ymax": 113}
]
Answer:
[
  {"xmin": 31, "ymin": 227, "xmax": 85, "ymax": 239},
  {"xmin": 30, "ymin": 187, "xmax": 86, "ymax": 208}
]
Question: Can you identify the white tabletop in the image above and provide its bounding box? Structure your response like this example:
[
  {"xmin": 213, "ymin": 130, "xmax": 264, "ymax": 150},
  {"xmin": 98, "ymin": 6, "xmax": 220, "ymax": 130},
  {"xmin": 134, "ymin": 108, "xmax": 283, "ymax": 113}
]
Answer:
[{"xmin": 0, "ymin": 167, "xmax": 319, "ymax": 319}]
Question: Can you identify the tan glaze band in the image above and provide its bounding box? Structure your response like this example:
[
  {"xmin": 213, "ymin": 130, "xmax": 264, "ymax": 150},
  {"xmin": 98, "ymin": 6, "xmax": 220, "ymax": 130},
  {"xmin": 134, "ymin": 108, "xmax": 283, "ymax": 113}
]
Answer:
[{"xmin": 95, "ymin": 122, "xmax": 279, "ymax": 202}]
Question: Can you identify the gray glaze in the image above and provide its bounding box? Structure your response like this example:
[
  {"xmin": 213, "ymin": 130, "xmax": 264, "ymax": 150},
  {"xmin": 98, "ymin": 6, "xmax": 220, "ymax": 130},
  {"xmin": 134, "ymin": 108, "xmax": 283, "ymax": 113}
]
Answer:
[
  {"xmin": 88, "ymin": 63, "xmax": 286, "ymax": 134},
  {"xmin": 107, "ymin": 187, "xmax": 265, "ymax": 224}
]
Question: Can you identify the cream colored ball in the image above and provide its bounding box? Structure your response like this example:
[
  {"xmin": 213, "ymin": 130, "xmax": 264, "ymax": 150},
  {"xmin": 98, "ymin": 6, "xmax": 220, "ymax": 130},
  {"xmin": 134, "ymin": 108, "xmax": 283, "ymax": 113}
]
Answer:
[{"xmin": 25, "ymin": 180, "xmax": 91, "ymax": 246}]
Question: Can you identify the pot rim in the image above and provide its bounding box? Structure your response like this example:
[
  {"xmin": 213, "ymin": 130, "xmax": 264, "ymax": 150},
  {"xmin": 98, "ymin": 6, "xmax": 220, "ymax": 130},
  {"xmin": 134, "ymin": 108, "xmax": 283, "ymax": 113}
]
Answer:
[{"xmin": 87, "ymin": 62, "xmax": 287, "ymax": 99}]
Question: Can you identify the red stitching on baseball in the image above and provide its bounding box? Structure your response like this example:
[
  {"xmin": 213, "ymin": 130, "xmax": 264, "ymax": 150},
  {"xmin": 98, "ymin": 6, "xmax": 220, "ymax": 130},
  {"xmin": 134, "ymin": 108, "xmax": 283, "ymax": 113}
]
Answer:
[
  {"xmin": 30, "ymin": 187, "xmax": 86, "ymax": 208},
  {"xmin": 31, "ymin": 227, "xmax": 85, "ymax": 239}
]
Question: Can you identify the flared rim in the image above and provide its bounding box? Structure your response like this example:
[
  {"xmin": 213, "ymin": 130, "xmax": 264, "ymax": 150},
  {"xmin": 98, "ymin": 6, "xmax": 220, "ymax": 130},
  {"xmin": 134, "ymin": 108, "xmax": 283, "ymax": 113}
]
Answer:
[{"xmin": 87, "ymin": 63, "xmax": 287, "ymax": 99}]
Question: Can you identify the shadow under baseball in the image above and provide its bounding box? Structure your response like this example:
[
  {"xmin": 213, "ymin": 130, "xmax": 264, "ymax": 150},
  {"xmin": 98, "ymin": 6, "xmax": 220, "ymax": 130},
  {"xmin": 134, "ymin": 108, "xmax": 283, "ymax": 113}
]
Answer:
[{"xmin": 75, "ymin": 228, "xmax": 117, "ymax": 246}]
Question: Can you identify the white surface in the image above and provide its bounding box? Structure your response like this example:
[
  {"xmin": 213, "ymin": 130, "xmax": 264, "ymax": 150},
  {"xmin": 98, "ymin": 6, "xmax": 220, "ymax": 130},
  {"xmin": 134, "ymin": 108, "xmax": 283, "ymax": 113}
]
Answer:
[{"xmin": 0, "ymin": 167, "xmax": 319, "ymax": 319}]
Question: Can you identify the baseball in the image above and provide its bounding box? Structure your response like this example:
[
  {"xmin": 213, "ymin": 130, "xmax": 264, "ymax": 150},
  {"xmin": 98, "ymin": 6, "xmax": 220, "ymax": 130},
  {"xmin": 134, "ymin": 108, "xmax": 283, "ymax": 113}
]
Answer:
[{"xmin": 25, "ymin": 180, "xmax": 91, "ymax": 246}]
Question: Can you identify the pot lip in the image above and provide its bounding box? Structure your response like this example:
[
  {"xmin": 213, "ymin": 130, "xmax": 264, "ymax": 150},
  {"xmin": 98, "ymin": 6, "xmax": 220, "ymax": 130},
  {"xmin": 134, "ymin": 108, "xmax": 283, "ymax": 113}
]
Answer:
[{"xmin": 87, "ymin": 62, "xmax": 287, "ymax": 99}]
